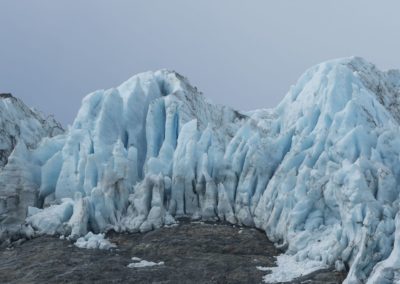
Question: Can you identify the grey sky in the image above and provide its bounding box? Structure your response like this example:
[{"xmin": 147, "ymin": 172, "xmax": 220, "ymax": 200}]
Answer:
[{"xmin": 1, "ymin": 1, "xmax": 400, "ymax": 126}]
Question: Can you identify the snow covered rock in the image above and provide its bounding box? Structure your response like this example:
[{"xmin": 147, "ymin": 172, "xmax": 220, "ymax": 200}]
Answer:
[{"xmin": 3, "ymin": 58, "xmax": 400, "ymax": 282}]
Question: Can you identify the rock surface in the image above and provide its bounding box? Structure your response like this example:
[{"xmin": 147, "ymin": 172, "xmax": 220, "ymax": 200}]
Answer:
[{"xmin": 0, "ymin": 220, "xmax": 346, "ymax": 284}]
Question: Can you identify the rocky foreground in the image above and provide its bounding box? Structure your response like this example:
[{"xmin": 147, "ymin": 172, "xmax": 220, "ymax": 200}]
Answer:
[{"xmin": 0, "ymin": 220, "xmax": 345, "ymax": 283}]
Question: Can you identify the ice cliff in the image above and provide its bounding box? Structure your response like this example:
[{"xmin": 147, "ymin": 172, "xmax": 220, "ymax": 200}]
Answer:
[
  {"xmin": 0, "ymin": 93, "xmax": 63, "ymax": 168},
  {"xmin": 2, "ymin": 57, "xmax": 400, "ymax": 283},
  {"xmin": 0, "ymin": 93, "xmax": 63, "ymax": 240}
]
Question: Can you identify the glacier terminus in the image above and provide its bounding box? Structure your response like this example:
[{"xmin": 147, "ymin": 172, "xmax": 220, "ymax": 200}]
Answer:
[{"xmin": 1, "ymin": 57, "xmax": 400, "ymax": 283}]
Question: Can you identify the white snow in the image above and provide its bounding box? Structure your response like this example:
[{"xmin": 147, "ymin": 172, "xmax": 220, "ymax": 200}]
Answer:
[
  {"xmin": 74, "ymin": 232, "xmax": 116, "ymax": 250},
  {"xmin": 2, "ymin": 58, "xmax": 400, "ymax": 282},
  {"xmin": 257, "ymin": 254, "xmax": 329, "ymax": 283},
  {"xmin": 127, "ymin": 257, "xmax": 164, "ymax": 268}
]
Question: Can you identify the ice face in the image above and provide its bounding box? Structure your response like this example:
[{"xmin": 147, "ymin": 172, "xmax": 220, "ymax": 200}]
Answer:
[
  {"xmin": 2, "ymin": 58, "xmax": 400, "ymax": 282},
  {"xmin": 0, "ymin": 94, "xmax": 63, "ymax": 169},
  {"xmin": 0, "ymin": 95, "xmax": 63, "ymax": 233}
]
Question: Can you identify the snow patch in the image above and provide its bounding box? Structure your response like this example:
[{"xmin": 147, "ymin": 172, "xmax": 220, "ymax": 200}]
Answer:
[
  {"xmin": 258, "ymin": 254, "xmax": 329, "ymax": 283},
  {"xmin": 127, "ymin": 257, "xmax": 165, "ymax": 268}
]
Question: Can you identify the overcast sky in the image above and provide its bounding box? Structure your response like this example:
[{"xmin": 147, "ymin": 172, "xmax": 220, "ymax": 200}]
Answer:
[{"xmin": 1, "ymin": 1, "xmax": 400, "ymax": 126}]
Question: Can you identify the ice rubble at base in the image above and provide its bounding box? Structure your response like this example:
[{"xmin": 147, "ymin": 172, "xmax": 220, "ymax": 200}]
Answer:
[
  {"xmin": 74, "ymin": 232, "xmax": 116, "ymax": 250},
  {"xmin": 1, "ymin": 57, "xmax": 400, "ymax": 282}
]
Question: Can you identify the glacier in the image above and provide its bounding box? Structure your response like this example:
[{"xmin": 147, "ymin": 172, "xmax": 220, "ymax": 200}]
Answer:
[
  {"xmin": 0, "ymin": 93, "xmax": 63, "ymax": 241},
  {"xmin": 1, "ymin": 57, "xmax": 400, "ymax": 282},
  {"xmin": 0, "ymin": 93, "xmax": 63, "ymax": 169}
]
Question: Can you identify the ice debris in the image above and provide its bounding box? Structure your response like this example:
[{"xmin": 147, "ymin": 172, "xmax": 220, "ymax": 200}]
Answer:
[{"xmin": 74, "ymin": 232, "xmax": 116, "ymax": 250}]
